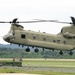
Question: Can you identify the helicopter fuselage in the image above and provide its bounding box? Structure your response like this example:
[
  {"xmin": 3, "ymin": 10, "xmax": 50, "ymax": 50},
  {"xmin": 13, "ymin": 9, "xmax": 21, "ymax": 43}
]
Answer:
[{"xmin": 3, "ymin": 24, "xmax": 75, "ymax": 51}]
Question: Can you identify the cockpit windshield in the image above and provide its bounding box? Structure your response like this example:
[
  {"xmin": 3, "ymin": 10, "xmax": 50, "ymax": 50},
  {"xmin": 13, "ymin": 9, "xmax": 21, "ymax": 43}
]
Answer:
[{"xmin": 7, "ymin": 31, "xmax": 14, "ymax": 36}]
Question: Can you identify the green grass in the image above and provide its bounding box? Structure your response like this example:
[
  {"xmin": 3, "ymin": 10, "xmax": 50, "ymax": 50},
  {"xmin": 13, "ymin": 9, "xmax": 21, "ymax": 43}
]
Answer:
[
  {"xmin": 0, "ymin": 58, "xmax": 75, "ymax": 75},
  {"xmin": 22, "ymin": 59, "xmax": 75, "ymax": 67},
  {"xmin": 0, "ymin": 68, "xmax": 75, "ymax": 75}
]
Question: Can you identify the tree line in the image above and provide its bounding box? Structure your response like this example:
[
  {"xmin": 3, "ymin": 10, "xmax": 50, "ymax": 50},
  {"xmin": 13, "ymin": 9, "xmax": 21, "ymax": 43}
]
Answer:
[{"xmin": 0, "ymin": 47, "xmax": 75, "ymax": 59}]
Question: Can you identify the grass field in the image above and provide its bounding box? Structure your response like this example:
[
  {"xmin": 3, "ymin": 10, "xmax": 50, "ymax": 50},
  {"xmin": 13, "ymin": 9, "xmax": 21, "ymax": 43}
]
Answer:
[
  {"xmin": 0, "ymin": 58, "xmax": 75, "ymax": 75},
  {"xmin": 22, "ymin": 59, "xmax": 75, "ymax": 67}
]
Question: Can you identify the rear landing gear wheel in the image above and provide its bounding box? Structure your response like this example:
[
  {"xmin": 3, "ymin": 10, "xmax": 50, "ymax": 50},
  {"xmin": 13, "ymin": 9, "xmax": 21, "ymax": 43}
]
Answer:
[
  {"xmin": 69, "ymin": 51, "xmax": 73, "ymax": 55},
  {"xmin": 59, "ymin": 51, "xmax": 63, "ymax": 55}
]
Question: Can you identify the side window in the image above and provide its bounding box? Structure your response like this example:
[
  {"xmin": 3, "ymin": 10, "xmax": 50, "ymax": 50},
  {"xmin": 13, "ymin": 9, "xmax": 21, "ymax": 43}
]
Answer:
[
  {"xmin": 21, "ymin": 34, "xmax": 26, "ymax": 39},
  {"xmin": 53, "ymin": 40, "xmax": 56, "ymax": 42},
  {"xmin": 33, "ymin": 36, "xmax": 36, "ymax": 40},
  {"xmin": 57, "ymin": 40, "xmax": 60, "ymax": 43},
  {"xmin": 63, "ymin": 41, "xmax": 66, "ymax": 44},
  {"xmin": 43, "ymin": 38, "xmax": 46, "ymax": 41}
]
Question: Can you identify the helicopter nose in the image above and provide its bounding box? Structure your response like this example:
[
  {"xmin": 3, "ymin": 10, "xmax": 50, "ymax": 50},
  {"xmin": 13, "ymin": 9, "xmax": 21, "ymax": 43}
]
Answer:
[{"xmin": 3, "ymin": 35, "xmax": 10, "ymax": 42}]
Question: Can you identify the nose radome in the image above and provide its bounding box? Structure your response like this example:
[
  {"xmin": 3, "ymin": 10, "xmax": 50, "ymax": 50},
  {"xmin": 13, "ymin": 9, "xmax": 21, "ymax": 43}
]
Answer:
[
  {"xmin": 3, "ymin": 35, "xmax": 6, "ymax": 40},
  {"xmin": 3, "ymin": 35, "xmax": 10, "ymax": 42}
]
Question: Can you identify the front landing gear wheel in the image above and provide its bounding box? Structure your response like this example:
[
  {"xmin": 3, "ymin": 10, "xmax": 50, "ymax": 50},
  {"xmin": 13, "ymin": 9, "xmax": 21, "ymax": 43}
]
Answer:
[
  {"xmin": 25, "ymin": 48, "xmax": 30, "ymax": 52},
  {"xmin": 34, "ymin": 48, "xmax": 39, "ymax": 53}
]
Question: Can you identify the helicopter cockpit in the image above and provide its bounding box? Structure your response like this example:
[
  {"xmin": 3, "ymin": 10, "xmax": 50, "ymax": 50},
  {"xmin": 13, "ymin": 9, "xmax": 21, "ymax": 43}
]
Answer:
[{"xmin": 3, "ymin": 23, "xmax": 24, "ymax": 42}]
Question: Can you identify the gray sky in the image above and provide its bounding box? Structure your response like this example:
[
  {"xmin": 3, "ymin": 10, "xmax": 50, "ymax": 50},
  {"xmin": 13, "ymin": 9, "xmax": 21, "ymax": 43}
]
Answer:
[{"xmin": 0, "ymin": 0, "xmax": 75, "ymax": 44}]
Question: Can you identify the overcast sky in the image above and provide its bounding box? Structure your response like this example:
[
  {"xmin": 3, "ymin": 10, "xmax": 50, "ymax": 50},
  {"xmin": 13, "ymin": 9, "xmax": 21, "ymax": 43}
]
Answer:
[{"xmin": 0, "ymin": 0, "xmax": 75, "ymax": 44}]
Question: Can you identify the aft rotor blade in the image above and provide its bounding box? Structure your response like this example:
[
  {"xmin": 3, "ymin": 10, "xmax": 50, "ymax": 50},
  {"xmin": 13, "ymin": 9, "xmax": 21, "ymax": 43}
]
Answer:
[
  {"xmin": 34, "ymin": 19, "xmax": 72, "ymax": 24},
  {"xmin": 18, "ymin": 20, "xmax": 49, "ymax": 23}
]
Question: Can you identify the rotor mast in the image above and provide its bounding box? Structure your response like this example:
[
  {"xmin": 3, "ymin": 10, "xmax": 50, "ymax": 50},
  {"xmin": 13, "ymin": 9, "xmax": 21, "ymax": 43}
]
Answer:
[{"xmin": 10, "ymin": 19, "xmax": 24, "ymax": 32}]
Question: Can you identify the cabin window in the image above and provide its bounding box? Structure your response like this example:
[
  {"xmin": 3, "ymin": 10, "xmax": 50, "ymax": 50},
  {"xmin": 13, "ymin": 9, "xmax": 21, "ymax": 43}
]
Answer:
[
  {"xmin": 21, "ymin": 34, "xmax": 26, "ymax": 39},
  {"xmin": 53, "ymin": 40, "xmax": 56, "ymax": 42},
  {"xmin": 33, "ymin": 36, "xmax": 36, "ymax": 39},
  {"xmin": 57, "ymin": 40, "xmax": 60, "ymax": 43},
  {"xmin": 43, "ymin": 38, "xmax": 46, "ymax": 41},
  {"xmin": 63, "ymin": 41, "xmax": 66, "ymax": 44}
]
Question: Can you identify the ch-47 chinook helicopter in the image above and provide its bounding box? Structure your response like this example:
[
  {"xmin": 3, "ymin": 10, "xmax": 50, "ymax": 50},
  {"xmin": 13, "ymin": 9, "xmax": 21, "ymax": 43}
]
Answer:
[{"xmin": 2, "ymin": 16, "xmax": 75, "ymax": 55}]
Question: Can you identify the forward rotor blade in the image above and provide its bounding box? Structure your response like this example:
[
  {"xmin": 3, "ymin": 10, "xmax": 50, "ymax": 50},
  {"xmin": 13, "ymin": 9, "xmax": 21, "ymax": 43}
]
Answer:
[
  {"xmin": 0, "ymin": 21, "xmax": 12, "ymax": 23},
  {"xmin": 0, "ymin": 20, "xmax": 50, "ymax": 23}
]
